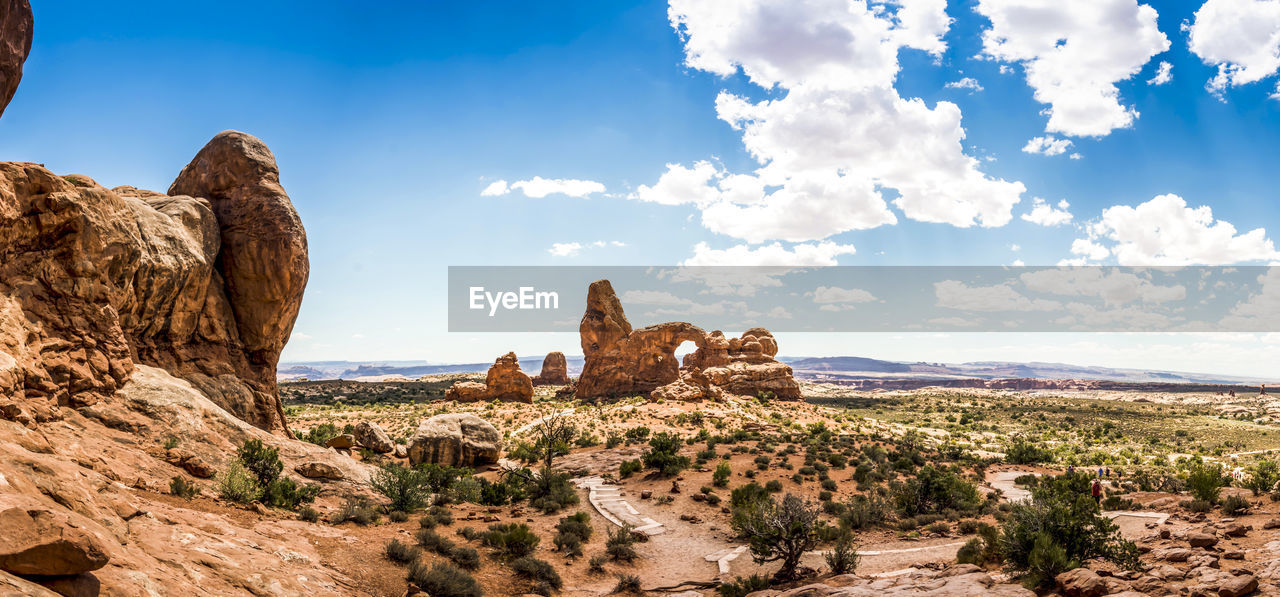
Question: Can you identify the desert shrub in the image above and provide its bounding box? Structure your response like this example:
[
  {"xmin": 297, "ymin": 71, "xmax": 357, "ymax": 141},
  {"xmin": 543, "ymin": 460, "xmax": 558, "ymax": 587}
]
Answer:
[
  {"xmin": 449, "ymin": 545, "xmax": 480, "ymax": 570},
  {"xmin": 588, "ymin": 555, "xmax": 607, "ymax": 573},
  {"xmin": 163, "ymin": 436, "xmax": 180, "ymax": 450},
  {"xmin": 385, "ymin": 538, "xmax": 420, "ymax": 564},
  {"xmin": 477, "ymin": 477, "xmax": 516, "ymax": 506},
  {"xmin": 1221, "ymin": 494, "xmax": 1251, "ymax": 516},
  {"xmin": 1102, "ymin": 495, "xmax": 1139, "ymax": 510},
  {"xmin": 302, "ymin": 423, "xmax": 340, "ymax": 447},
  {"xmin": 371, "ymin": 463, "xmax": 433, "ymax": 512},
  {"xmin": 716, "ymin": 575, "xmax": 770, "ymax": 597},
  {"xmin": 331, "ymin": 495, "xmax": 381, "ymax": 525},
  {"xmin": 957, "ymin": 519, "xmax": 981, "ymax": 534},
  {"xmin": 713, "ymin": 462, "xmax": 732, "ymax": 487},
  {"xmin": 417, "ymin": 528, "xmax": 457, "ymax": 555},
  {"xmin": 606, "ymin": 434, "xmax": 623, "ymax": 449},
  {"xmin": 605, "ymin": 525, "xmax": 638, "ymax": 562},
  {"xmin": 824, "ymin": 531, "xmax": 859, "ymax": 575},
  {"xmin": 429, "ymin": 504, "xmax": 455, "ymax": 526},
  {"xmin": 456, "ymin": 526, "xmax": 482, "ymax": 541},
  {"xmin": 1246, "ymin": 460, "xmax": 1280, "ymax": 495},
  {"xmin": 619, "ymin": 460, "xmax": 643, "ymax": 478},
  {"xmin": 512, "ymin": 557, "xmax": 562, "ymax": 591},
  {"xmin": 1000, "ymin": 472, "xmax": 1139, "ymax": 577},
  {"xmin": 765, "ymin": 480, "xmax": 783, "ymax": 492},
  {"xmin": 897, "ymin": 517, "xmax": 918, "ymax": 531},
  {"xmin": 526, "ymin": 467, "xmax": 580, "ymax": 514},
  {"xmin": 416, "ymin": 463, "xmax": 471, "ymax": 493},
  {"xmin": 263, "ymin": 477, "xmax": 320, "ymax": 510},
  {"xmin": 643, "ymin": 432, "xmax": 690, "ymax": 476},
  {"xmin": 1024, "ymin": 532, "xmax": 1075, "ymax": 590},
  {"xmin": 298, "ymin": 506, "xmax": 320, "ymax": 522},
  {"xmin": 217, "ymin": 461, "xmax": 260, "ymax": 503},
  {"xmin": 449, "ymin": 476, "xmax": 483, "ymax": 504},
  {"xmin": 1005, "ymin": 437, "xmax": 1053, "ymax": 465},
  {"xmin": 612, "ymin": 573, "xmax": 642, "ymax": 594},
  {"xmin": 731, "ymin": 493, "xmax": 820, "ymax": 581},
  {"xmin": 390, "ymin": 510, "xmax": 410, "ymax": 522},
  {"xmin": 170, "ymin": 476, "xmax": 199, "ymax": 500},
  {"xmin": 1186, "ymin": 462, "xmax": 1226, "ymax": 504},
  {"xmin": 891, "ymin": 465, "xmax": 981, "ymax": 517},
  {"xmin": 821, "ymin": 479, "xmax": 838, "ymax": 492},
  {"xmin": 840, "ymin": 493, "xmax": 891, "ymax": 530},
  {"xmin": 483, "ymin": 522, "xmax": 540, "ymax": 559},
  {"xmin": 554, "ymin": 511, "xmax": 593, "ymax": 557},
  {"xmin": 407, "ymin": 560, "xmax": 481, "ymax": 597},
  {"xmin": 238, "ymin": 439, "xmax": 284, "ymax": 487}
]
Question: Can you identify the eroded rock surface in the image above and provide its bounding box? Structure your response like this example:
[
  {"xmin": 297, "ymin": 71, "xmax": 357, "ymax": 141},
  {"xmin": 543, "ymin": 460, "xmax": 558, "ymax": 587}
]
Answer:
[
  {"xmin": 573, "ymin": 280, "xmax": 799, "ymax": 401},
  {"xmin": 762, "ymin": 565, "xmax": 1035, "ymax": 596},
  {"xmin": 407, "ymin": 413, "xmax": 501, "ymax": 467},
  {"xmin": 0, "ymin": 0, "xmax": 31, "ymax": 119},
  {"xmin": 0, "ymin": 131, "xmax": 307, "ymax": 432},
  {"xmin": 531, "ymin": 351, "xmax": 570, "ymax": 385},
  {"xmin": 444, "ymin": 352, "xmax": 533, "ymax": 403}
]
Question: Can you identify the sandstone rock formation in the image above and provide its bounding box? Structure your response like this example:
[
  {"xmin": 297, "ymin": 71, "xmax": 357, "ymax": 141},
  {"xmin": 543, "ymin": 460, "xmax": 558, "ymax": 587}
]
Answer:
[
  {"xmin": 763, "ymin": 564, "xmax": 1035, "ymax": 596},
  {"xmin": 573, "ymin": 280, "xmax": 799, "ymax": 401},
  {"xmin": 0, "ymin": 0, "xmax": 31, "ymax": 119},
  {"xmin": 407, "ymin": 413, "xmax": 501, "ymax": 467},
  {"xmin": 531, "ymin": 351, "xmax": 570, "ymax": 385},
  {"xmin": 0, "ymin": 131, "xmax": 307, "ymax": 433},
  {"xmin": 353, "ymin": 420, "xmax": 394, "ymax": 453},
  {"xmin": 0, "ymin": 507, "xmax": 110, "ymax": 576},
  {"xmin": 444, "ymin": 352, "xmax": 533, "ymax": 403}
]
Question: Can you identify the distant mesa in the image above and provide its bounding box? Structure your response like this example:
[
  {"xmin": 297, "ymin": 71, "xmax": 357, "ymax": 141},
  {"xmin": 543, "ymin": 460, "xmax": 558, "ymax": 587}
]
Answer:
[
  {"xmin": 531, "ymin": 351, "xmax": 570, "ymax": 386},
  {"xmin": 444, "ymin": 351, "xmax": 533, "ymax": 403},
  {"xmin": 571, "ymin": 279, "xmax": 800, "ymax": 401}
]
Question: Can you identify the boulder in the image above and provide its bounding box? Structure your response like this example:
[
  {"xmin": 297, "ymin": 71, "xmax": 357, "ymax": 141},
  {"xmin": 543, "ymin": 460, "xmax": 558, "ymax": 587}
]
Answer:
[
  {"xmin": 1189, "ymin": 532, "xmax": 1219, "ymax": 548},
  {"xmin": 164, "ymin": 448, "xmax": 215, "ymax": 478},
  {"xmin": 531, "ymin": 351, "xmax": 570, "ymax": 386},
  {"xmin": 407, "ymin": 413, "xmax": 501, "ymax": 467},
  {"xmin": 1223, "ymin": 523, "xmax": 1249, "ymax": 537},
  {"xmin": 1217, "ymin": 574, "xmax": 1258, "ymax": 597},
  {"xmin": 444, "ymin": 352, "xmax": 533, "ymax": 403},
  {"xmin": 295, "ymin": 461, "xmax": 343, "ymax": 481},
  {"xmin": 0, "ymin": 0, "xmax": 31, "ymax": 120},
  {"xmin": 1055, "ymin": 568, "xmax": 1107, "ymax": 597},
  {"xmin": 0, "ymin": 131, "xmax": 307, "ymax": 433},
  {"xmin": 0, "ymin": 507, "xmax": 109, "ymax": 576},
  {"xmin": 0, "ymin": 570, "xmax": 60, "ymax": 597},
  {"xmin": 325, "ymin": 434, "xmax": 355, "ymax": 450},
  {"xmin": 353, "ymin": 421, "xmax": 394, "ymax": 453}
]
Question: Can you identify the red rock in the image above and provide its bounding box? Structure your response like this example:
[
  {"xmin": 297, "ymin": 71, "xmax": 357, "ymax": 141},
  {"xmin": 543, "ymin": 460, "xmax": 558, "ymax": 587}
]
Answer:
[
  {"xmin": 0, "ymin": 0, "xmax": 32, "ymax": 120},
  {"xmin": 1055, "ymin": 568, "xmax": 1106, "ymax": 597},
  {"xmin": 1217, "ymin": 574, "xmax": 1258, "ymax": 597},
  {"xmin": 531, "ymin": 351, "xmax": 570, "ymax": 386},
  {"xmin": 445, "ymin": 352, "xmax": 533, "ymax": 403},
  {"xmin": 0, "ymin": 507, "xmax": 109, "ymax": 576}
]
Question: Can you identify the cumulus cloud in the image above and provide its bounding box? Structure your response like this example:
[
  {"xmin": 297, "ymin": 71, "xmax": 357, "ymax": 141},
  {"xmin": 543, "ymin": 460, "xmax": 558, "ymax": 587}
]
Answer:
[
  {"xmin": 1070, "ymin": 238, "xmax": 1111, "ymax": 261},
  {"xmin": 1021, "ymin": 136, "xmax": 1074, "ymax": 156},
  {"xmin": 681, "ymin": 241, "xmax": 856, "ymax": 266},
  {"xmin": 480, "ymin": 180, "xmax": 509, "ymax": 196},
  {"xmin": 547, "ymin": 242, "xmax": 583, "ymax": 257},
  {"xmin": 1081, "ymin": 193, "xmax": 1280, "ymax": 265},
  {"xmin": 977, "ymin": 0, "xmax": 1170, "ymax": 137},
  {"xmin": 1148, "ymin": 60, "xmax": 1173, "ymax": 85},
  {"xmin": 1187, "ymin": 0, "xmax": 1280, "ymax": 98},
  {"xmin": 946, "ymin": 77, "xmax": 985, "ymax": 92},
  {"xmin": 1021, "ymin": 198, "xmax": 1074, "ymax": 226},
  {"xmin": 485, "ymin": 177, "xmax": 605, "ymax": 198},
  {"xmin": 642, "ymin": 0, "xmax": 1025, "ymax": 245}
]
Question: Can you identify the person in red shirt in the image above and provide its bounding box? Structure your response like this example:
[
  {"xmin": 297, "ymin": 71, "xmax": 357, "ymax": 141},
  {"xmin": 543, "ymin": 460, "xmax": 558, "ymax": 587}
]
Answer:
[{"xmin": 1091, "ymin": 479, "xmax": 1102, "ymax": 505}]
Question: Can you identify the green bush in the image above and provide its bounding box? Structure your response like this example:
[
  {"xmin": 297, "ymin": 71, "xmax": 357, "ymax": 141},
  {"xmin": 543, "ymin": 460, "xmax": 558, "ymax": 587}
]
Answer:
[
  {"xmin": 1005, "ymin": 437, "xmax": 1054, "ymax": 465},
  {"xmin": 1221, "ymin": 494, "xmax": 1251, "ymax": 516},
  {"xmin": 298, "ymin": 506, "xmax": 320, "ymax": 522},
  {"xmin": 302, "ymin": 423, "xmax": 340, "ymax": 447},
  {"xmin": 449, "ymin": 545, "xmax": 480, "ymax": 570},
  {"xmin": 416, "ymin": 528, "xmax": 457, "ymax": 555},
  {"xmin": 605, "ymin": 525, "xmax": 638, "ymax": 562},
  {"xmin": 217, "ymin": 461, "xmax": 260, "ymax": 503},
  {"xmin": 554, "ymin": 511, "xmax": 593, "ymax": 557},
  {"xmin": 824, "ymin": 531, "xmax": 859, "ymax": 575},
  {"xmin": 385, "ymin": 538, "xmax": 420, "ymax": 564},
  {"xmin": 619, "ymin": 460, "xmax": 643, "ymax": 478},
  {"xmin": 956, "ymin": 523, "xmax": 1001, "ymax": 566},
  {"xmin": 1246, "ymin": 460, "xmax": 1280, "ymax": 495},
  {"xmin": 1024, "ymin": 532, "xmax": 1076, "ymax": 590},
  {"xmin": 713, "ymin": 462, "xmax": 732, "ymax": 487},
  {"xmin": 170, "ymin": 476, "xmax": 199, "ymax": 500},
  {"xmin": 643, "ymin": 432, "xmax": 691, "ymax": 476},
  {"xmin": 840, "ymin": 493, "xmax": 891, "ymax": 530},
  {"xmin": 407, "ymin": 561, "xmax": 481, "ymax": 597},
  {"xmin": 483, "ymin": 522, "xmax": 541, "ymax": 559},
  {"xmin": 716, "ymin": 575, "xmax": 770, "ymax": 597},
  {"xmin": 331, "ymin": 495, "xmax": 381, "ymax": 525},
  {"xmin": 612, "ymin": 573, "xmax": 642, "ymax": 594},
  {"xmin": 999, "ymin": 472, "xmax": 1139, "ymax": 577},
  {"xmin": 764, "ymin": 480, "xmax": 783, "ymax": 492},
  {"xmin": 1186, "ymin": 462, "xmax": 1226, "ymax": 504},
  {"xmin": 371, "ymin": 463, "xmax": 433, "ymax": 512},
  {"xmin": 588, "ymin": 554, "xmax": 607, "ymax": 574},
  {"xmin": 526, "ymin": 467, "xmax": 580, "ymax": 514},
  {"xmin": 263, "ymin": 477, "xmax": 320, "ymax": 510},
  {"xmin": 731, "ymin": 493, "xmax": 820, "ymax": 581},
  {"xmin": 512, "ymin": 557, "xmax": 562, "ymax": 591},
  {"xmin": 238, "ymin": 439, "xmax": 284, "ymax": 487},
  {"xmin": 890, "ymin": 465, "xmax": 981, "ymax": 517}
]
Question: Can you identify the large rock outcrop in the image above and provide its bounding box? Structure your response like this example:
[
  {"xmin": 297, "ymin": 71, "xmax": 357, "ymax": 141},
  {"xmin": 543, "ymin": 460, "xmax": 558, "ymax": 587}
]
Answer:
[
  {"xmin": 573, "ymin": 279, "xmax": 799, "ymax": 401},
  {"xmin": 444, "ymin": 352, "xmax": 533, "ymax": 403},
  {"xmin": 0, "ymin": 131, "xmax": 307, "ymax": 432},
  {"xmin": 0, "ymin": 0, "xmax": 31, "ymax": 120},
  {"xmin": 531, "ymin": 351, "xmax": 570, "ymax": 385},
  {"xmin": 407, "ymin": 413, "xmax": 501, "ymax": 467}
]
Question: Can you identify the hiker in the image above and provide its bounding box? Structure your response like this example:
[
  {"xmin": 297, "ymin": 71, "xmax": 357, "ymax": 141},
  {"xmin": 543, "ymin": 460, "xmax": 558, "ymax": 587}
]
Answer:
[
  {"xmin": 1067, "ymin": 465, "xmax": 1074, "ymax": 475},
  {"xmin": 1091, "ymin": 479, "xmax": 1103, "ymax": 505}
]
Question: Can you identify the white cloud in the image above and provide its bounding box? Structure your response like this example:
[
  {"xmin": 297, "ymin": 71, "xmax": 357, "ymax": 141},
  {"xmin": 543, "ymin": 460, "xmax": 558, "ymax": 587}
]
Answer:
[
  {"xmin": 1148, "ymin": 60, "xmax": 1173, "ymax": 85},
  {"xmin": 647, "ymin": 0, "xmax": 1025, "ymax": 245},
  {"xmin": 511, "ymin": 176, "xmax": 606, "ymax": 198},
  {"xmin": 946, "ymin": 77, "xmax": 984, "ymax": 92},
  {"xmin": 934, "ymin": 280, "xmax": 1062, "ymax": 312},
  {"xmin": 1021, "ymin": 198, "xmax": 1074, "ymax": 226},
  {"xmin": 1021, "ymin": 135, "xmax": 1074, "ymax": 156},
  {"xmin": 977, "ymin": 0, "xmax": 1170, "ymax": 137},
  {"xmin": 681, "ymin": 241, "xmax": 856, "ymax": 266},
  {"xmin": 480, "ymin": 180, "xmax": 509, "ymax": 196},
  {"xmin": 548, "ymin": 242, "xmax": 583, "ymax": 257},
  {"xmin": 1070, "ymin": 238, "xmax": 1110, "ymax": 261},
  {"xmin": 812, "ymin": 286, "xmax": 878, "ymax": 304},
  {"xmin": 1187, "ymin": 0, "xmax": 1280, "ymax": 98},
  {"xmin": 1020, "ymin": 268, "xmax": 1186, "ymax": 306},
  {"xmin": 1085, "ymin": 193, "xmax": 1280, "ymax": 265}
]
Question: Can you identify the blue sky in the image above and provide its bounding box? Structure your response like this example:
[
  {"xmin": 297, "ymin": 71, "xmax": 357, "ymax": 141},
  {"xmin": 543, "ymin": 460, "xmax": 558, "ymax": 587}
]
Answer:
[{"xmin": 4, "ymin": 1, "xmax": 1280, "ymax": 374}]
